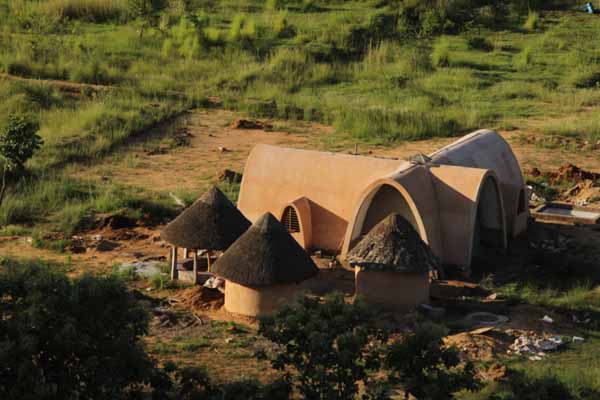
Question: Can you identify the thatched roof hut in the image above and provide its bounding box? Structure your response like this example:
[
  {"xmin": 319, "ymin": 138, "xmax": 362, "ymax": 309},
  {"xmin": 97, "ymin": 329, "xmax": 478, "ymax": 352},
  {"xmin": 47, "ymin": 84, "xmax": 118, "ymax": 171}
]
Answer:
[
  {"xmin": 213, "ymin": 212, "xmax": 319, "ymax": 286},
  {"xmin": 161, "ymin": 186, "xmax": 251, "ymax": 250},
  {"xmin": 347, "ymin": 213, "xmax": 437, "ymax": 310},
  {"xmin": 347, "ymin": 213, "xmax": 439, "ymax": 273},
  {"xmin": 212, "ymin": 212, "xmax": 319, "ymax": 317}
]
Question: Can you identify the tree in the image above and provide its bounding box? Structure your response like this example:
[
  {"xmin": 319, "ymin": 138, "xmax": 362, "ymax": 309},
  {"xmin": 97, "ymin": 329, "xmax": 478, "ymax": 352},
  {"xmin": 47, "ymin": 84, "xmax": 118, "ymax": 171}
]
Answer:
[
  {"xmin": 259, "ymin": 293, "xmax": 386, "ymax": 400},
  {"xmin": 128, "ymin": 0, "xmax": 168, "ymax": 41},
  {"xmin": 385, "ymin": 322, "xmax": 480, "ymax": 400},
  {"xmin": 0, "ymin": 260, "xmax": 155, "ymax": 399},
  {"xmin": 0, "ymin": 114, "xmax": 42, "ymax": 207}
]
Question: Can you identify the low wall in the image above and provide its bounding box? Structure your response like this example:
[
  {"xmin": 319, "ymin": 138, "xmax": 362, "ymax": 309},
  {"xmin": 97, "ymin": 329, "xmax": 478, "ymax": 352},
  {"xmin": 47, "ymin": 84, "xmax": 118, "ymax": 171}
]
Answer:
[
  {"xmin": 224, "ymin": 280, "xmax": 304, "ymax": 317},
  {"xmin": 354, "ymin": 268, "xmax": 430, "ymax": 310}
]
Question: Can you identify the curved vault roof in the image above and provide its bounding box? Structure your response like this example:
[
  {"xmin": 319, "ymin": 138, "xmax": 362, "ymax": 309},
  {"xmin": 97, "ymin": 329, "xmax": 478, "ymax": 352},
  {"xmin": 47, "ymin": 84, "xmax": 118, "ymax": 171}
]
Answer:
[{"xmin": 238, "ymin": 130, "xmax": 521, "ymax": 268}]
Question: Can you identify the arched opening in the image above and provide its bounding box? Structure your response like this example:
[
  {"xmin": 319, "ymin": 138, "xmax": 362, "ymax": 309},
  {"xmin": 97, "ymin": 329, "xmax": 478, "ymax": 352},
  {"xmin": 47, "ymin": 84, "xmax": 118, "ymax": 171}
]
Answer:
[
  {"xmin": 281, "ymin": 206, "xmax": 300, "ymax": 233},
  {"xmin": 359, "ymin": 184, "xmax": 419, "ymax": 238},
  {"xmin": 472, "ymin": 176, "xmax": 506, "ymax": 266},
  {"xmin": 361, "ymin": 184, "xmax": 419, "ymax": 234}
]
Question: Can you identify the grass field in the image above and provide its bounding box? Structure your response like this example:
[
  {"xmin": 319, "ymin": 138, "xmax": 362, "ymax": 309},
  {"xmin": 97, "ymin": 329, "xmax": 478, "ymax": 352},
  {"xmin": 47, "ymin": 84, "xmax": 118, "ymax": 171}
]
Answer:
[{"xmin": 1, "ymin": 0, "xmax": 600, "ymax": 398}]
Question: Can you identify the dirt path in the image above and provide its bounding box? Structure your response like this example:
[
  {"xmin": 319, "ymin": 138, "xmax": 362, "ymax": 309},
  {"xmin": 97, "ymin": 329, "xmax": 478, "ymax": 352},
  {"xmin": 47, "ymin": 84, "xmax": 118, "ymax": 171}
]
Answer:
[{"xmin": 68, "ymin": 108, "xmax": 600, "ymax": 195}]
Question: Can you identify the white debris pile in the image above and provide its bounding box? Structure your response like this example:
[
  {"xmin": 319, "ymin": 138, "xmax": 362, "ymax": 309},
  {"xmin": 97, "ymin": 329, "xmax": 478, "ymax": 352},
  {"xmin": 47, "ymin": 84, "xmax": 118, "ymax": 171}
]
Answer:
[
  {"xmin": 203, "ymin": 276, "xmax": 225, "ymax": 293},
  {"xmin": 508, "ymin": 334, "xmax": 564, "ymax": 361}
]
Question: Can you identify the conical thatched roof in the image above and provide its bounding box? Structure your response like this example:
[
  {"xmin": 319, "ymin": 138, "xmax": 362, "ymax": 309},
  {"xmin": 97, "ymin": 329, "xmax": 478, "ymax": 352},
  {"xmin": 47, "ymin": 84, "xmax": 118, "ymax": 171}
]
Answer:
[
  {"xmin": 212, "ymin": 213, "xmax": 319, "ymax": 287},
  {"xmin": 160, "ymin": 187, "xmax": 251, "ymax": 250},
  {"xmin": 346, "ymin": 213, "xmax": 439, "ymax": 273}
]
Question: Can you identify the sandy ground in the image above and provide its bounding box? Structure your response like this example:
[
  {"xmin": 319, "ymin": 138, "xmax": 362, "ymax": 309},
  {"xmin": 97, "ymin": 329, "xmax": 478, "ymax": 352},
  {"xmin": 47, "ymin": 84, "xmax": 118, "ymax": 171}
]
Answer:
[{"xmin": 68, "ymin": 108, "xmax": 600, "ymax": 194}]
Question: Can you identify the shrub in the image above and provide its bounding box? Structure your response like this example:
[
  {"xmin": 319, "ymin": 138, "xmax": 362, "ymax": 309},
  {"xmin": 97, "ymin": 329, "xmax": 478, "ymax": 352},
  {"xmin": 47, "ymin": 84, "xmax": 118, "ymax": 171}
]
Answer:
[
  {"xmin": 385, "ymin": 322, "xmax": 480, "ymax": 399},
  {"xmin": 514, "ymin": 46, "xmax": 532, "ymax": 69},
  {"xmin": 0, "ymin": 113, "xmax": 42, "ymax": 207},
  {"xmin": 259, "ymin": 293, "xmax": 386, "ymax": 399},
  {"xmin": 0, "ymin": 260, "xmax": 156, "ymax": 399},
  {"xmin": 432, "ymin": 37, "xmax": 451, "ymax": 67},
  {"xmin": 467, "ymin": 36, "xmax": 493, "ymax": 52},
  {"xmin": 565, "ymin": 67, "xmax": 600, "ymax": 89},
  {"xmin": 523, "ymin": 10, "xmax": 540, "ymax": 31}
]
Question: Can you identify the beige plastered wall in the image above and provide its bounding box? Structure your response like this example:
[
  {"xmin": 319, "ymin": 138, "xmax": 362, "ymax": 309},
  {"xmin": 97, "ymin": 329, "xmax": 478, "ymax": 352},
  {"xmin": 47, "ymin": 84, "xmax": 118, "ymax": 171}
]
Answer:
[
  {"xmin": 354, "ymin": 267, "xmax": 430, "ymax": 310},
  {"xmin": 224, "ymin": 280, "xmax": 305, "ymax": 317},
  {"xmin": 238, "ymin": 144, "xmax": 406, "ymax": 251}
]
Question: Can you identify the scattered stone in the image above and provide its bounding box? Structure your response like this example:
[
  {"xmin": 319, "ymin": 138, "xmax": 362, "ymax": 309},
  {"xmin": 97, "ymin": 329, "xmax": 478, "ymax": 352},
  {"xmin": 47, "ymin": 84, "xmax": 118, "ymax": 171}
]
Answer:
[
  {"xmin": 218, "ymin": 146, "xmax": 230, "ymax": 152},
  {"xmin": 218, "ymin": 169, "xmax": 243, "ymax": 184},
  {"xmin": 95, "ymin": 240, "xmax": 120, "ymax": 252}
]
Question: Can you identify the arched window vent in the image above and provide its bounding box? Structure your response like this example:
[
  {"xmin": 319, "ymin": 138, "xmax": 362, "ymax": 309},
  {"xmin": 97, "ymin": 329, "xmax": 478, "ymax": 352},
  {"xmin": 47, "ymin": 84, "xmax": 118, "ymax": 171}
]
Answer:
[{"xmin": 282, "ymin": 206, "xmax": 300, "ymax": 233}]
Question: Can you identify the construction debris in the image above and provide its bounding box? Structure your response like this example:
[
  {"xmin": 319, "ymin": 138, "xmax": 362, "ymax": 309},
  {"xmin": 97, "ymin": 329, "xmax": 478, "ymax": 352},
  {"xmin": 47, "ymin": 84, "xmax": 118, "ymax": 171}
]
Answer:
[
  {"xmin": 541, "ymin": 315, "xmax": 554, "ymax": 324},
  {"xmin": 508, "ymin": 334, "xmax": 564, "ymax": 359}
]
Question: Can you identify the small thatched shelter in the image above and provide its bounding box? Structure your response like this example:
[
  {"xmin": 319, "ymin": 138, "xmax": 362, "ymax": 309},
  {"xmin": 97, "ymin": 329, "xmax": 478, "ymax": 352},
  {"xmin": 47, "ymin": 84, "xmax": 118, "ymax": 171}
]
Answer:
[
  {"xmin": 212, "ymin": 212, "xmax": 319, "ymax": 317},
  {"xmin": 346, "ymin": 213, "xmax": 439, "ymax": 310},
  {"xmin": 161, "ymin": 187, "xmax": 251, "ymax": 281}
]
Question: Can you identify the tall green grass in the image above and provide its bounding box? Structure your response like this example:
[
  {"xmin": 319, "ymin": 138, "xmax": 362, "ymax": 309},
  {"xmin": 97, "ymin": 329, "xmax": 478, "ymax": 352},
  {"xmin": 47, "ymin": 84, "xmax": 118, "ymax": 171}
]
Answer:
[{"xmin": 40, "ymin": 0, "xmax": 127, "ymax": 23}]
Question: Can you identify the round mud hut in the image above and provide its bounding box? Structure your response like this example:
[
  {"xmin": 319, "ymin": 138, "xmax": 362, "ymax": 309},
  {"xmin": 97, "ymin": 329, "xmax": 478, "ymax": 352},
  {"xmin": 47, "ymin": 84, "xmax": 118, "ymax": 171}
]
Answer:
[
  {"xmin": 212, "ymin": 212, "xmax": 319, "ymax": 317},
  {"xmin": 161, "ymin": 186, "xmax": 251, "ymax": 281},
  {"xmin": 346, "ymin": 213, "xmax": 439, "ymax": 310}
]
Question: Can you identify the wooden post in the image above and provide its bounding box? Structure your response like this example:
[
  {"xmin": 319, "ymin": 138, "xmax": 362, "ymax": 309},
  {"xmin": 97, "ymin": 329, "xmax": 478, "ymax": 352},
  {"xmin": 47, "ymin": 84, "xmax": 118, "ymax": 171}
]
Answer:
[
  {"xmin": 170, "ymin": 246, "xmax": 179, "ymax": 280},
  {"xmin": 192, "ymin": 250, "xmax": 198, "ymax": 285},
  {"xmin": 183, "ymin": 248, "xmax": 189, "ymax": 258},
  {"xmin": 206, "ymin": 250, "xmax": 211, "ymax": 273}
]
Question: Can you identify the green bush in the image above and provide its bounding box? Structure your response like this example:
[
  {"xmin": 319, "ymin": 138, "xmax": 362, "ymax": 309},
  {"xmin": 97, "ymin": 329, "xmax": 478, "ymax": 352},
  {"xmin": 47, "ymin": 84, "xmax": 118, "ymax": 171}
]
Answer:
[
  {"xmin": 0, "ymin": 260, "xmax": 155, "ymax": 399},
  {"xmin": 386, "ymin": 322, "xmax": 480, "ymax": 399},
  {"xmin": 432, "ymin": 37, "xmax": 451, "ymax": 67},
  {"xmin": 565, "ymin": 67, "xmax": 600, "ymax": 88},
  {"xmin": 259, "ymin": 293, "xmax": 386, "ymax": 399},
  {"xmin": 523, "ymin": 10, "xmax": 540, "ymax": 31},
  {"xmin": 0, "ymin": 113, "xmax": 42, "ymax": 208},
  {"xmin": 467, "ymin": 36, "xmax": 494, "ymax": 52}
]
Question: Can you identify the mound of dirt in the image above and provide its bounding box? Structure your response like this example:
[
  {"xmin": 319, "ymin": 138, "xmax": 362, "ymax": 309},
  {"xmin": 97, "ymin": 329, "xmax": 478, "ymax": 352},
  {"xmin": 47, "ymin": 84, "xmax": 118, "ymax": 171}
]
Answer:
[
  {"xmin": 444, "ymin": 328, "xmax": 511, "ymax": 362},
  {"xmin": 177, "ymin": 286, "xmax": 224, "ymax": 312},
  {"xmin": 229, "ymin": 119, "xmax": 272, "ymax": 130},
  {"xmin": 531, "ymin": 163, "xmax": 600, "ymax": 186},
  {"xmin": 96, "ymin": 213, "xmax": 137, "ymax": 230}
]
